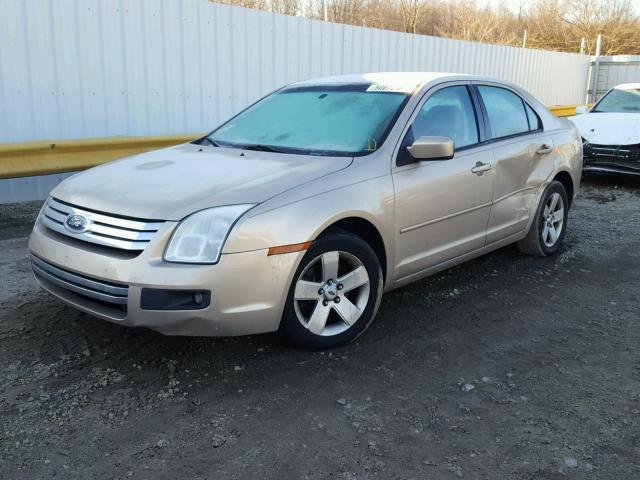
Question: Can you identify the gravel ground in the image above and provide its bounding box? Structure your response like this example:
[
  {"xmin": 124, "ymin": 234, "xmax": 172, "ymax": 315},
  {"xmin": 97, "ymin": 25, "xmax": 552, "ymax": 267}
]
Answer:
[{"xmin": 1, "ymin": 176, "xmax": 639, "ymax": 480}]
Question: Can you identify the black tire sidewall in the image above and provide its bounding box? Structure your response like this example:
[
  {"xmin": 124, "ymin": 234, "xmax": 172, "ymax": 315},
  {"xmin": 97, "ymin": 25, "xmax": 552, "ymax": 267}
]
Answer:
[
  {"xmin": 280, "ymin": 232, "xmax": 382, "ymax": 349},
  {"xmin": 536, "ymin": 181, "xmax": 569, "ymax": 256}
]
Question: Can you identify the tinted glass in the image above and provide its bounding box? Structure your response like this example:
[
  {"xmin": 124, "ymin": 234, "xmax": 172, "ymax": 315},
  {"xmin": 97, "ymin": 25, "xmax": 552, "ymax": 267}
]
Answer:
[
  {"xmin": 208, "ymin": 84, "xmax": 408, "ymax": 156},
  {"xmin": 411, "ymin": 86, "xmax": 479, "ymax": 149},
  {"xmin": 525, "ymin": 103, "xmax": 541, "ymax": 130},
  {"xmin": 592, "ymin": 87, "xmax": 640, "ymax": 113},
  {"xmin": 478, "ymin": 86, "xmax": 529, "ymax": 139}
]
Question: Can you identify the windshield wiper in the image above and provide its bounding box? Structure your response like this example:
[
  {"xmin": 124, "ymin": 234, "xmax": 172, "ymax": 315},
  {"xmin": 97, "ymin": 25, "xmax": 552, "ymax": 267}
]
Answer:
[
  {"xmin": 308, "ymin": 150, "xmax": 336, "ymax": 156},
  {"xmin": 239, "ymin": 144, "xmax": 287, "ymax": 153},
  {"xmin": 194, "ymin": 137, "xmax": 221, "ymax": 147}
]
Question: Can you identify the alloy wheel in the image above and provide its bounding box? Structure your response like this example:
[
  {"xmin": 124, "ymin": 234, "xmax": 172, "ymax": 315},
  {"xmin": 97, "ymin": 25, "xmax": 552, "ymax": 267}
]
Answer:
[
  {"xmin": 293, "ymin": 251, "xmax": 370, "ymax": 336},
  {"xmin": 541, "ymin": 192, "xmax": 564, "ymax": 248}
]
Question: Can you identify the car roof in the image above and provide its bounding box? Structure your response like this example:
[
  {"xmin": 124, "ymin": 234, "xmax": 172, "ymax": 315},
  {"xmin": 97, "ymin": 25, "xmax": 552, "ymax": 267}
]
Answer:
[
  {"xmin": 286, "ymin": 71, "xmax": 562, "ymax": 125},
  {"xmin": 614, "ymin": 83, "xmax": 640, "ymax": 90},
  {"xmin": 290, "ymin": 72, "xmax": 488, "ymax": 93}
]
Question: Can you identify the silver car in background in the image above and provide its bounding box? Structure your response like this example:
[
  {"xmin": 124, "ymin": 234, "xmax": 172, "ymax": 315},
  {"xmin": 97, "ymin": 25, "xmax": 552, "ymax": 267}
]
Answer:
[{"xmin": 28, "ymin": 73, "xmax": 582, "ymax": 349}]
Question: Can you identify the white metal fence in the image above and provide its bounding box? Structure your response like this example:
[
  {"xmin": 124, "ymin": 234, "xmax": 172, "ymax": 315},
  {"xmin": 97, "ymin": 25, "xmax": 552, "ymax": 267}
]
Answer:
[
  {"xmin": 588, "ymin": 55, "xmax": 640, "ymax": 101},
  {"xmin": 0, "ymin": 0, "xmax": 590, "ymax": 145}
]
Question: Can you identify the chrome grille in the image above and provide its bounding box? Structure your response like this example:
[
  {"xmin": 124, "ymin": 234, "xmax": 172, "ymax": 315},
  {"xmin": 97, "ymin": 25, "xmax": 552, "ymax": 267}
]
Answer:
[
  {"xmin": 30, "ymin": 255, "xmax": 128, "ymax": 306},
  {"xmin": 42, "ymin": 197, "xmax": 164, "ymax": 251}
]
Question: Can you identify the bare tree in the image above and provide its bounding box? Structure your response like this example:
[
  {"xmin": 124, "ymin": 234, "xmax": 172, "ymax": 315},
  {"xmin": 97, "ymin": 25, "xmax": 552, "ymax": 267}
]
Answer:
[
  {"xmin": 271, "ymin": 0, "xmax": 300, "ymax": 16},
  {"xmin": 209, "ymin": 0, "xmax": 640, "ymax": 54},
  {"xmin": 398, "ymin": 0, "xmax": 423, "ymax": 34}
]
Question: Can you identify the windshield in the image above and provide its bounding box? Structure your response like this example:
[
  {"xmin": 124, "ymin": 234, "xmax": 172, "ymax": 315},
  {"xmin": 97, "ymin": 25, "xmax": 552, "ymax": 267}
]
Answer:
[
  {"xmin": 205, "ymin": 84, "xmax": 409, "ymax": 156},
  {"xmin": 592, "ymin": 87, "xmax": 640, "ymax": 113}
]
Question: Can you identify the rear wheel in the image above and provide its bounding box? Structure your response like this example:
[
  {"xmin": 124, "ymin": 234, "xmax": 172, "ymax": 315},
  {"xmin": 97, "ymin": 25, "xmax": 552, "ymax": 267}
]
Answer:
[
  {"xmin": 517, "ymin": 181, "xmax": 569, "ymax": 256},
  {"xmin": 280, "ymin": 231, "xmax": 383, "ymax": 349}
]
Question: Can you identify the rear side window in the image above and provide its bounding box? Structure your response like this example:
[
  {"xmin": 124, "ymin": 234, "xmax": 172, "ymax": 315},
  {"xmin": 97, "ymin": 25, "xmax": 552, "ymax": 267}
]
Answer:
[
  {"xmin": 477, "ymin": 86, "xmax": 530, "ymax": 139},
  {"xmin": 525, "ymin": 103, "xmax": 542, "ymax": 131},
  {"xmin": 411, "ymin": 85, "xmax": 479, "ymax": 149}
]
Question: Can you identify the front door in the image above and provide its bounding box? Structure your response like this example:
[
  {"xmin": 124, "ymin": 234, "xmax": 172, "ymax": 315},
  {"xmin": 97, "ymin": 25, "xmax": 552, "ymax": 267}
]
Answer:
[{"xmin": 392, "ymin": 84, "xmax": 495, "ymax": 281}]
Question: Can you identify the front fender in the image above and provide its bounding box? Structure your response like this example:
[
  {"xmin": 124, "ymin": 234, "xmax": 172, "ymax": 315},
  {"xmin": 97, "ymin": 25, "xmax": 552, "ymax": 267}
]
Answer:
[{"xmin": 223, "ymin": 174, "xmax": 396, "ymax": 278}]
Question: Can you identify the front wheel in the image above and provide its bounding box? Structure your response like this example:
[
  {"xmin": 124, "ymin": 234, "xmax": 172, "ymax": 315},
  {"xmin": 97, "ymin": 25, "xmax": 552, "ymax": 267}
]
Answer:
[
  {"xmin": 280, "ymin": 231, "xmax": 383, "ymax": 349},
  {"xmin": 517, "ymin": 181, "xmax": 569, "ymax": 256}
]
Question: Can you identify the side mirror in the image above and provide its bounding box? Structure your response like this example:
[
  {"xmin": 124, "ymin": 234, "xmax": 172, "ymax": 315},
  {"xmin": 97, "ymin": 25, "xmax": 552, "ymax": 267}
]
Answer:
[
  {"xmin": 575, "ymin": 105, "xmax": 590, "ymax": 115},
  {"xmin": 407, "ymin": 136, "xmax": 454, "ymax": 160}
]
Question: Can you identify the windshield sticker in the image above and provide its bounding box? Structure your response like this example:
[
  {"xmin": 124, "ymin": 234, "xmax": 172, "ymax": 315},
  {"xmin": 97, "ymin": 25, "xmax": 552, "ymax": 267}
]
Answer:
[
  {"xmin": 365, "ymin": 138, "xmax": 378, "ymax": 152},
  {"xmin": 366, "ymin": 83, "xmax": 418, "ymax": 94}
]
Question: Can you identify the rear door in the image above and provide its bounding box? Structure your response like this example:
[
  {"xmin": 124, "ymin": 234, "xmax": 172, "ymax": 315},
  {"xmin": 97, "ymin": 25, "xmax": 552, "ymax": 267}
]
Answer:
[
  {"xmin": 474, "ymin": 84, "xmax": 555, "ymax": 244},
  {"xmin": 392, "ymin": 83, "xmax": 495, "ymax": 281}
]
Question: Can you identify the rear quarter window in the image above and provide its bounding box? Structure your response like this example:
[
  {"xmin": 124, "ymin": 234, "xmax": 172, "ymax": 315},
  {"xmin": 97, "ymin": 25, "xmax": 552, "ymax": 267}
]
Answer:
[{"xmin": 525, "ymin": 103, "xmax": 542, "ymax": 131}]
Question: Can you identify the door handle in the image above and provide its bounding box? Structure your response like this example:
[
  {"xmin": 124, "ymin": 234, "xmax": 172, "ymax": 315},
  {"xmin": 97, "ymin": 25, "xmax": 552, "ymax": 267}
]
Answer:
[
  {"xmin": 537, "ymin": 144, "xmax": 553, "ymax": 155},
  {"xmin": 471, "ymin": 161, "xmax": 491, "ymax": 175}
]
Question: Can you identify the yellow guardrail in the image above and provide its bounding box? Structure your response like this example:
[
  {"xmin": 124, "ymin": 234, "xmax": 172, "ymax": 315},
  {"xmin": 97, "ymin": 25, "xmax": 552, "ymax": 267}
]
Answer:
[
  {"xmin": 0, "ymin": 105, "xmax": 589, "ymax": 180},
  {"xmin": 549, "ymin": 105, "xmax": 577, "ymax": 117},
  {"xmin": 0, "ymin": 134, "xmax": 199, "ymax": 180},
  {"xmin": 548, "ymin": 104, "xmax": 592, "ymax": 117}
]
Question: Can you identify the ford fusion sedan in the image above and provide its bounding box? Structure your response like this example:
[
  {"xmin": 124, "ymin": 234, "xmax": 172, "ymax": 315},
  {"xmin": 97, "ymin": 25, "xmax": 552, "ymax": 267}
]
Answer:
[
  {"xmin": 29, "ymin": 73, "xmax": 582, "ymax": 349},
  {"xmin": 571, "ymin": 83, "xmax": 640, "ymax": 177}
]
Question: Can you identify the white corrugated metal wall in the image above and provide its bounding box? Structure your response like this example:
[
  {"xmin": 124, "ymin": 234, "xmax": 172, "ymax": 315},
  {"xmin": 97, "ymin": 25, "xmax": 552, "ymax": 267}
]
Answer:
[
  {"xmin": 592, "ymin": 55, "xmax": 640, "ymax": 99},
  {"xmin": 1, "ymin": 0, "xmax": 590, "ymax": 203},
  {"xmin": 1, "ymin": 0, "xmax": 589, "ymax": 144}
]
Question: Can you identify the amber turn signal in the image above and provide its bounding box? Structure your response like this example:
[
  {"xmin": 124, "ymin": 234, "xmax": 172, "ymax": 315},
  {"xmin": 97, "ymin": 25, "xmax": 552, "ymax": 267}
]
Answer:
[{"xmin": 267, "ymin": 241, "xmax": 313, "ymax": 256}]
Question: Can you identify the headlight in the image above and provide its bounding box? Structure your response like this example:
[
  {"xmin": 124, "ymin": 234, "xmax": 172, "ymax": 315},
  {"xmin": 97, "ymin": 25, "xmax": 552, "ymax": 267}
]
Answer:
[{"xmin": 164, "ymin": 204, "xmax": 255, "ymax": 264}]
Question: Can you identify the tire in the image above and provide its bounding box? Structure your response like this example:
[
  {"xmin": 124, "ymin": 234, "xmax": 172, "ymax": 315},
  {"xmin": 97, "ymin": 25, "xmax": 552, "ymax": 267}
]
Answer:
[
  {"xmin": 517, "ymin": 180, "xmax": 569, "ymax": 256},
  {"xmin": 280, "ymin": 231, "xmax": 383, "ymax": 349}
]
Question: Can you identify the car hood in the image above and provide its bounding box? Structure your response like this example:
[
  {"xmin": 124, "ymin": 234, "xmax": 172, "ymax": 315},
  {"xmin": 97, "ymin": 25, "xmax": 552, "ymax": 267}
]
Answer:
[
  {"xmin": 570, "ymin": 112, "xmax": 640, "ymax": 145},
  {"xmin": 51, "ymin": 143, "xmax": 353, "ymax": 220}
]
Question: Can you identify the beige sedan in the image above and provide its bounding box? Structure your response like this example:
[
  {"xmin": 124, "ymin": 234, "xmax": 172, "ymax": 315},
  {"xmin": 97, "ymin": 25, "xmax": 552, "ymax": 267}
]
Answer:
[{"xmin": 29, "ymin": 73, "xmax": 582, "ymax": 349}]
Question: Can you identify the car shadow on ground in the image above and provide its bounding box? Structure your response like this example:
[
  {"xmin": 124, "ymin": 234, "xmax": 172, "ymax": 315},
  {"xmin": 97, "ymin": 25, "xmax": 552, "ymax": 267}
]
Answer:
[
  {"xmin": 581, "ymin": 172, "xmax": 640, "ymax": 192},
  {"xmin": 17, "ymin": 235, "xmax": 558, "ymax": 393}
]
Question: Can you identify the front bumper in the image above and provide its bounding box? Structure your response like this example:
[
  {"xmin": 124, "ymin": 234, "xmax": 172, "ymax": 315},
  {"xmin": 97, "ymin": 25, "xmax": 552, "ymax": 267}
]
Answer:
[
  {"xmin": 28, "ymin": 219, "xmax": 303, "ymax": 336},
  {"xmin": 583, "ymin": 143, "xmax": 640, "ymax": 176}
]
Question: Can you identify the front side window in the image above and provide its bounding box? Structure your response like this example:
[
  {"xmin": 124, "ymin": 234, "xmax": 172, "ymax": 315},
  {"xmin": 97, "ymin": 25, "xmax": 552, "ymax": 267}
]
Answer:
[
  {"xmin": 478, "ymin": 86, "xmax": 530, "ymax": 139},
  {"xmin": 206, "ymin": 84, "xmax": 409, "ymax": 156},
  {"xmin": 592, "ymin": 87, "xmax": 640, "ymax": 113},
  {"xmin": 410, "ymin": 86, "xmax": 479, "ymax": 149}
]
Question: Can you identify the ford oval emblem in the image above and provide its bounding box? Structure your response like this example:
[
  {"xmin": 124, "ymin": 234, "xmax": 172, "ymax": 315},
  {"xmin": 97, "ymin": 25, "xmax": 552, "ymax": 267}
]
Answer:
[{"xmin": 64, "ymin": 214, "xmax": 90, "ymax": 233}]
